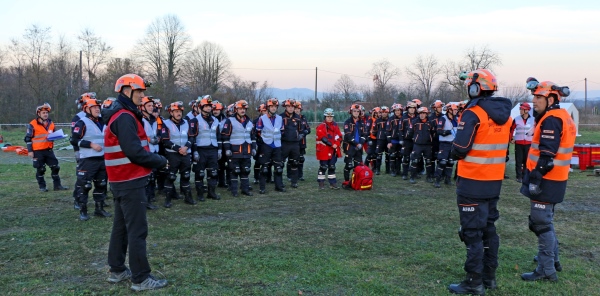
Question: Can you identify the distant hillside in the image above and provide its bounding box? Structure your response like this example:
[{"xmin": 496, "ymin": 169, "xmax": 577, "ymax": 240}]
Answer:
[{"xmin": 266, "ymin": 88, "xmax": 324, "ymax": 101}]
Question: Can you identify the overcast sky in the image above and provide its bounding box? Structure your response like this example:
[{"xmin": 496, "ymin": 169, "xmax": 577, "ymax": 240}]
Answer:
[{"xmin": 1, "ymin": 0, "xmax": 599, "ymax": 96}]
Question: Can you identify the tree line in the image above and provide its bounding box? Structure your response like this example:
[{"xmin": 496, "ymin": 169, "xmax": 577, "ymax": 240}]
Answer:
[{"xmin": 0, "ymin": 14, "xmax": 530, "ymax": 124}]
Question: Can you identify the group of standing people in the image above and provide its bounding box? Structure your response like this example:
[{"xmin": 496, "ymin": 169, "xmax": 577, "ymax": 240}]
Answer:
[{"xmin": 24, "ymin": 69, "xmax": 576, "ymax": 293}]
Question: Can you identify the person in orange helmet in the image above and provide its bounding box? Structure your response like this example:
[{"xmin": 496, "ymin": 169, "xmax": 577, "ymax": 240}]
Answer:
[
  {"xmin": 448, "ymin": 69, "xmax": 512, "ymax": 295},
  {"xmin": 25, "ymin": 103, "xmax": 69, "ymax": 192},
  {"xmin": 520, "ymin": 78, "xmax": 575, "ymax": 282}
]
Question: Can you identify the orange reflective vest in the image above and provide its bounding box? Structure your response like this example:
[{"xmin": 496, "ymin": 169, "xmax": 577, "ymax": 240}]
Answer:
[
  {"xmin": 29, "ymin": 119, "xmax": 54, "ymax": 150},
  {"xmin": 104, "ymin": 109, "xmax": 152, "ymax": 183},
  {"xmin": 458, "ymin": 105, "xmax": 512, "ymax": 181},
  {"xmin": 526, "ymin": 109, "xmax": 576, "ymax": 181}
]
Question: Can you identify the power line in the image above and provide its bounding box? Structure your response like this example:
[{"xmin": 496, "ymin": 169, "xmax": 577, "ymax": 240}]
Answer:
[
  {"xmin": 318, "ymin": 69, "xmax": 372, "ymax": 80},
  {"xmin": 231, "ymin": 67, "xmax": 313, "ymax": 71}
]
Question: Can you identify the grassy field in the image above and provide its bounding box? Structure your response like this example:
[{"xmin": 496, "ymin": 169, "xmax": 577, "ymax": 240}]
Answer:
[{"xmin": 0, "ymin": 126, "xmax": 599, "ymax": 295}]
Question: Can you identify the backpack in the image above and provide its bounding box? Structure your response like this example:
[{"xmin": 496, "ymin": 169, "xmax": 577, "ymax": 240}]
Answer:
[{"xmin": 350, "ymin": 163, "xmax": 373, "ymax": 190}]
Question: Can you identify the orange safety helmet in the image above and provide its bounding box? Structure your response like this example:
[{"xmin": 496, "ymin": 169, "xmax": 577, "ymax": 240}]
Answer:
[
  {"xmin": 412, "ymin": 98, "xmax": 422, "ymax": 106},
  {"xmin": 235, "ymin": 100, "xmax": 249, "ymax": 110},
  {"xmin": 519, "ymin": 102, "xmax": 532, "ymax": 110},
  {"xmin": 266, "ymin": 98, "xmax": 279, "ymax": 107},
  {"xmin": 77, "ymin": 92, "xmax": 97, "ymax": 110},
  {"xmin": 227, "ymin": 104, "xmax": 235, "ymax": 114},
  {"xmin": 197, "ymin": 95, "xmax": 213, "ymax": 108},
  {"xmin": 417, "ymin": 107, "xmax": 430, "ymax": 114},
  {"xmin": 294, "ymin": 101, "xmax": 303, "ymax": 110},
  {"xmin": 406, "ymin": 101, "xmax": 417, "ymax": 109},
  {"xmin": 36, "ymin": 102, "xmax": 52, "ymax": 114},
  {"xmin": 141, "ymin": 96, "xmax": 154, "ymax": 106},
  {"xmin": 380, "ymin": 106, "xmax": 390, "ymax": 113},
  {"xmin": 114, "ymin": 74, "xmax": 150, "ymax": 93},
  {"xmin": 153, "ymin": 98, "xmax": 162, "ymax": 110},
  {"xmin": 433, "ymin": 100, "xmax": 444, "ymax": 108},
  {"xmin": 102, "ymin": 98, "xmax": 115, "ymax": 109},
  {"xmin": 82, "ymin": 98, "xmax": 102, "ymax": 113},
  {"xmin": 348, "ymin": 103, "xmax": 362, "ymax": 114},
  {"xmin": 167, "ymin": 101, "xmax": 184, "ymax": 112},
  {"xmin": 283, "ymin": 99, "xmax": 296, "ymax": 107},
  {"xmin": 444, "ymin": 103, "xmax": 458, "ymax": 112},
  {"xmin": 460, "ymin": 69, "xmax": 498, "ymax": 98},
  {"xmin": 212, "ymin": 100, "xmax": 224, "ymax": 111},
  {"xmin": 256, "ymin": 103, "xmax": 266, "ymax": 112},
  {"xmin": 526, "ymin": 77, "xmax": 570, "ymax": 100}
]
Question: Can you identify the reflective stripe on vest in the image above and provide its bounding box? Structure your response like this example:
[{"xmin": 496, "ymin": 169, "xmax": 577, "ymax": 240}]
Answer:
[
  {"xmin": 458, "ymin": 105, "xmax": 512, "ymax": 181},
  {"xmin": 526, "ymin": 109, "xmax": 576, "ymax": 181},
  {"xmin": 229, "ymin": 117, "xmax": 253, "ymax": 145},
  {"xmin": 78, "ymin": 117, "xmax": 105, "ymax": 158},
  {"xmin": 259, "ymin": 114, "xmax": 282, "ymax": 146},
  {"xmin": 30, "ymin": 119, "xmax": 54, "ymax": 150},
  {"xmin": 104, "ymin": 109, "xmax": 152, "ymax": 183},
  {"xmin": 164, "ymin": 119, "xmax": 191, "ymax": 153},
  {"xmin": 513, "ymin": 115, "xmax": 534, "ymax": 142},
  {"xmin": 195, "ymin": 114, "xmax": 219, "ymax": 147}
]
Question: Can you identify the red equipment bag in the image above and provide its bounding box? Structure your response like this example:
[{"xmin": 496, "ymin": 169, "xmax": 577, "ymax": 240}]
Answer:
[{"xmin": 350, "ymin": 163, "xmax": 373, "ymax": 190}]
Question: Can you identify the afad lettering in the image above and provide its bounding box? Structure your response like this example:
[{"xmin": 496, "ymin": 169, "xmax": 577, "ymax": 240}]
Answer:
[
  {"xmin": 534, "ymin": 203, "xmax": 546, "ymax": 209},
  {"xmin": 462, "ymin": 206, "xmax": 475, "ymax": 212}
]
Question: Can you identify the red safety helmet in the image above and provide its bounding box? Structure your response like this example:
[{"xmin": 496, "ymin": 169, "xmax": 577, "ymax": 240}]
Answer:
[{"xmin": 519, "ymin": 102, "xmax": 532, "ymax": 111}]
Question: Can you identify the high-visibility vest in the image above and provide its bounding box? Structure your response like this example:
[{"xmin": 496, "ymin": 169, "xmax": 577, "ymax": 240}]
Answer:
[
  {"xmin": 104, "ymin": 109, "xmax": 152, "ymax": 183},
  {"xmin": 78, "ymin": 117, "xmax": 105, "ymax": 158},
  {"xmin": 29, "ymin": 119, "xmax": 54, "ymax": 150},
  {"xmin": 163, "ymin": 119, "xmax": 191, "ymax": 153},
  {"xmin": 259, "ymin": 114, "xmax": 282, "ymax": 146},
  {"xmin": 142, "ymin": 117, "xmax": 159, "ymax": 153},
  {"xmin": 458, "ymin": 105, "xmax": 511, "ymax": 181},
  {"xmin": 195, "ymin": 114, "xmax": 219, "ymax": 147},
  {"xmin": 526, "ymin": 109, "xmax": 576, "ymax": 181},
  {"xmin": 229, "ymin": 116, "xmax": 254, "ymax": 145},
  {"xmin": 513, "ymin": 115, "xmax": 534, "ymax": 143}
]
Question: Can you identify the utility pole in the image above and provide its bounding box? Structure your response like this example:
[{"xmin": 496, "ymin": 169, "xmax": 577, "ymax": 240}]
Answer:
[
  {"xmin": 79, "ymin": 50, "xmax": 83, "ymax": 92},
  {"xmin": 584, "ymin": 77, "xmax": 587, "ymax": 117},
  {"xmin": 314, "ymin": 67, "xmax": 318, "ymax": 123}
]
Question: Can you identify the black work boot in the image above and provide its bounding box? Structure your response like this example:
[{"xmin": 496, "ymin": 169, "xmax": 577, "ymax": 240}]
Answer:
[
  {"xmin": 483, "ymin": 266, "xmax": 497, "ymax": 289},
  {"xmin": 164, "ymin": 191, "xmax": 173, "ymax": 208},
  {"xmin": 521, "ymin": 270, "xmax": 558, "ymax": 282},
  {"xmin": 448, "ymin": 273, "xmax": 485, "ymax": 295},
  {"xmin": 230, "ymin": 179, "xmax": 239, "ymax": 197},
  {"xmin": 79, "ymin": 204, "xmax": 90, "ymax": 221},
  {"xmin": 533, "ymin": 255, "xmax": 562, "ymax": 272},
  {"xmin": 241, "ymin": 178, "xmax": 253, "ymax": 196},
  {"xmin": 434, "ymin": 178, "xmax": 441, "ymax": 188},
  {"xmin": 184, "ymin": 190, "xmax": 197, "ymax": 205},
  {"xmin": 73, "ymin": 200, "xmax": 80, "ymax": 210},
  {"xmin": 207, "ymin": 185, "xmax": 221, "ymax": 200},
  {"xmin": 196, "ymin": 185, "xmax": 206, "ymax": 202},
  {"xmin": 318, "ymin": 181, "xmax": 326, "ymax": 190},
  {"xmin": 94, "ymin": 201, "xmax": 112, "ymax": 217}
]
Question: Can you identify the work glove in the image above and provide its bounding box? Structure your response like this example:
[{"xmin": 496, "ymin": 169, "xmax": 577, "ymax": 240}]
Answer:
[
  {"xmin": 251, "ymin": 149, "xmax": 256, "ymax": 156},
  {"xmin": 368, "ymin": 140, "xmax": 373, "ymax": 146},
  {"xmin": 528, "ymin": 170, "xmax": 543, "ymax": 196},
  {"xmin": 75, "ymin": 151, "xmax": 80, "ymax": 162},
  {"xmin": 356, "ymin": 143, "xmax": 362, "ymax": 150},
  {"xmin": 193, "ymin": 151, "xmax": 200, "ymax": 162},
  {"xmin": 217, "ymin": 150, "xmax": 222, "ymax": 160},
  {"xmin": 225, "ymin": 150, "xmax": 232, "ymax": 157},
  {"xmin": 399, "ymin": 140, "xmax": 404, "ymax": 146}
]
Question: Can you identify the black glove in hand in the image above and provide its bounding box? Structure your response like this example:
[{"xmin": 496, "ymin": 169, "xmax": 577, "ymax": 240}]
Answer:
[
  {"xmin": 528, "ymin": 170, "xmax": 543, "ymax": 195},
  {"xmin": 225, "ymin": 150, "xmax": 232, "ymax": 157}
]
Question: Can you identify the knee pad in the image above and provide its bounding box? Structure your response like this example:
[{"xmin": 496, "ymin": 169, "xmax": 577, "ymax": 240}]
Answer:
[
  {"xmin": 198, "ymin": 170, "xmax": 206, "ymax": 179},
  {"xmin": 37, "ymin": 166, "xmax": 46, "ymax": 175},
  {"xmin": 411, "ymin": 158, "xmax": 419, "ymax": 165},
  {"xmin": 183, "ymin": 170, "xmax": 191, "ymax": 180},
  {"xmin": 169, "ymin": 172, "xmax": 177, "ymax": 181},
  {"xmin": 319, "ymin": 165, "xmax": 328, "ymax": 173},
  {"xmin": 84, "ymin": 180, "xmax": 93, "ymax": 190},
  {"xmin": 425, "ymin": 159, "xmax": 432, "ymax": 166},
  {"xmin": 99, "ymin": 179, "xmax": 107, "ymax": 187},
  {"xmin": 261, "ymin": 165, "xmax": 270, "ymax": 174},
  {"xmin": 50, "ymin": 164, "xmax": 60, "ymax": 174},
  {"xmin": 242, "ymin": 166, "xmax": 251, "ymax": 175},
  {"xmin": 93, "ymin": 179, "xmax": 106, "ymax": 189},
  {"xmin": 288, "ymin": 159, "xmax": 298, "ymax": 168},
  {"xmin": 328, "ymin": 164, "xmax": 336, "ymax": 171},
  {"xmin": 439, "ymin": 159, "xmax": 448, "ymax": 166},
  {"xmin": 209, "ymin": 169, "xmax": 218, "ymax": 178},
  {"xmin": 528, "ymin": 215, "xmax": 552, "ymax": 237},
  {"xmin": 344, "ymin": 162, "xmax": 354, "ymax": 171},
  {"xmin": 376, "ymin": 153, "xmax": 382, "ymax": 161},
  {"xmin": 234, "ymin": 166, "xmax": 241, "ymax": 174},
  {"xmin": 389, "ymin": 152, "xmax": 397, "ymax": 159},
  {"xmin": 274, "ymin": 164, "xmax": 284, "ymax": 174},
  {"xmin": 459, "ymin": 227, "xmax": 482, "ymax": 246},
  {"xmin": 402, "ymin": 157, "xmax": 410, "ymax": 165},
  {"xmin": 298, "ymin": 155, "xmax": 305, "ymax": 164},
  {"xmin": 448, "ymin": 159, "xmax": 455, "ymax": 165}
]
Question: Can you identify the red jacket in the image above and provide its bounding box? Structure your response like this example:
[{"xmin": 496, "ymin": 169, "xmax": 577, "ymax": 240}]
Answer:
[{"xmin": 316, "ymin": 121, "xmax": 342, "ymax": 160}]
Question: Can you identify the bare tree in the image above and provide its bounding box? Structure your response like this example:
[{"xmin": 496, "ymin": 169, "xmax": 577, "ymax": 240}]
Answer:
[
  {"xmin": 47, "ymin": 35, "xmax": 77, "ymax": 121},
  {"xmin": 405, "ymin": 55, "xmax": 441, "ymax": 104},
  {"xmin": 78, "ymin": 28, "xmax": 112, "ymax": 90},
  {"xmin": 222, "ymin": 75, "xmax": 271, "ymax": 118},
  {"xmin": 440, "ymin": 45, "xmax": 503, "ymax": 102},
  {"xmin": 181, "ymin": 41, "xmax": 231, "ymax": 95},
  {"xmin": 137, "ymin": 14, "xmax": 190, "ymax": 98},
  {"xmin": 21, "ymin": 25, "xmax": 53, "ymax": 100},
  {"xmin": 367, "ymin": 59, "xmax": 401, "ymax": 106},
  {"xmin": 500, "ymin": 83, "xmax": 530, "ymax": 105},
  {"xmin": 334, "ymin": 74, "xmax": 360, "ymax": 104}
]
